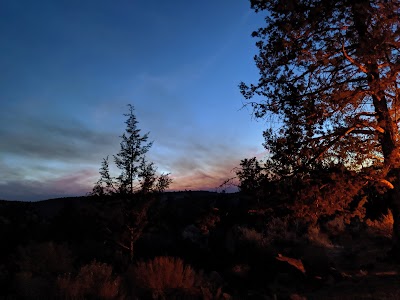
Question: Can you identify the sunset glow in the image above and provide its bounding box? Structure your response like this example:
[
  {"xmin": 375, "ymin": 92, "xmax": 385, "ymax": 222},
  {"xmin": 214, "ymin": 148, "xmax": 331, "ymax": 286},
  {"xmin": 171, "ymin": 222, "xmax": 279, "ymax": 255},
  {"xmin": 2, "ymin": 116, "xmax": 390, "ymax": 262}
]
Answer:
[{"xmin": 0, "ymin": 0, "xmax": 265, "ymax": 200}]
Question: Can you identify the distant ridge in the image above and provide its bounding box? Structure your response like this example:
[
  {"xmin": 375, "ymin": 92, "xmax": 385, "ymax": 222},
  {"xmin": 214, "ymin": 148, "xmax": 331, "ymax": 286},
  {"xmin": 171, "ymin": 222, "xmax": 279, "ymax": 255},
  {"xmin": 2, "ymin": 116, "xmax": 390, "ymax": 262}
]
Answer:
[{"xmin": 0, "ymin": 190, "xmax": 232, "ymax": 203}]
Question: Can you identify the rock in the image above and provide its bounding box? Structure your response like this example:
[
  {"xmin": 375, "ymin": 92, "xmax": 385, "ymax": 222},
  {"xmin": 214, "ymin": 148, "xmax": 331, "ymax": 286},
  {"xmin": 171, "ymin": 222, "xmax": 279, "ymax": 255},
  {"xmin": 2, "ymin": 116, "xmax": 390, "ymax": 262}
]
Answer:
[{"xmin": 276, "ymin": 254, "xmax": 306, "ymax": 274}]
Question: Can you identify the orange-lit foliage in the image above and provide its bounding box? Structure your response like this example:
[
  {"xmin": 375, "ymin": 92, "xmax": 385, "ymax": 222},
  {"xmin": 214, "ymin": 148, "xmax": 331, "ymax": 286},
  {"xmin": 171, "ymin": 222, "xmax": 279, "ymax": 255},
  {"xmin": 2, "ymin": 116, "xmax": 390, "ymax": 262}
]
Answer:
[
  {"xmin": 132, "ymin": 256, "xmax": 198, "ymax": 289},
  {"xmin": 366, "ymin": 210, "xmax": 394, "ymax": 239},
  {"xmin": 237, "ymin": 158, "xmax": 366, "ymax": 225},
  {"xmin": 129, "ymin": 256, "xmax": 227, "ymax": 299},
  {"xmin": 282, "ymin": 166, "xmax": 366, "ymax": 225},
  {"xmin": 130, "ymin": 256, "xmax": 202, "ymax": 298},
  {"xmin": 241, "ymin": 0, "xmax": 400, "ymax": 250}
]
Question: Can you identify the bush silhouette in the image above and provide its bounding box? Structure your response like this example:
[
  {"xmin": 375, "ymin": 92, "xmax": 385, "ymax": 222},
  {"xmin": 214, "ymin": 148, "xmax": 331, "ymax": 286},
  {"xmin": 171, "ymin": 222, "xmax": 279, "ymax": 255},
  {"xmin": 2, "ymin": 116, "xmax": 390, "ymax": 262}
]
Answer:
[{"xmin": 57, "ymin": 260, "xmax": 122, "ymax": 299}]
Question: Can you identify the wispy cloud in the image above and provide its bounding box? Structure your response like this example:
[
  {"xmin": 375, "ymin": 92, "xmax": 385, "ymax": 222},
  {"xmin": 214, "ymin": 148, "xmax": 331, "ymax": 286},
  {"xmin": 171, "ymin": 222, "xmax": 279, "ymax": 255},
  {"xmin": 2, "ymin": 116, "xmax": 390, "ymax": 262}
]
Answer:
[
  {"xmin": 0, "ymin": 108, "xmax": 121, "ymax": 200},
  {"xmin": 0, "ymin": 169, "xmax": 96, "ymax": 201},
  {"xmin": 0, "ymin": 110, "xmax": 118, "ymax": 163},
  {"xmin": 152, "ymin": 136, "xmax": 265, "ymax": 191},
  {"xmin": 0, "ymin": 2, "xmax": 266, "ymax": 201}
]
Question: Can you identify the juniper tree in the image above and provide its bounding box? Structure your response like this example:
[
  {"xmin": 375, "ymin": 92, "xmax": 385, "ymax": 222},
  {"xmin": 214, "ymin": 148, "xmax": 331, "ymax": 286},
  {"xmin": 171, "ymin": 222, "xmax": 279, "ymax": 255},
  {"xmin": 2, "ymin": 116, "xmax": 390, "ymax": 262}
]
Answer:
[
  {"xmin": 114, "ymin": 104, "xmax": 153, "ymax": 195},
  {"xmin": 91, "ymin": 156, "xmax": 116, "ymax": 196},
  {"xmin": 91, "ymin": 104, "xmax": 171, "ymax": 196},
  {"xmin": 91, "ymin": 104, "xmax": 171, "ymax": 261},
  {"xmin": 241, "ymin": 0, "xmax": 400, "ymax": 252}
]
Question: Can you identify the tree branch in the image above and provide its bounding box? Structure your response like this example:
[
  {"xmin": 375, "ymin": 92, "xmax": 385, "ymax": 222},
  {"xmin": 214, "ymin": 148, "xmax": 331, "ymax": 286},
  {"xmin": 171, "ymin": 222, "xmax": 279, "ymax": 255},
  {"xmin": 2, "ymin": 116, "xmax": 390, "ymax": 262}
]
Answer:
[{"xmin": 342, "ymin": 42, "xmax": 368, "ymax": 73}]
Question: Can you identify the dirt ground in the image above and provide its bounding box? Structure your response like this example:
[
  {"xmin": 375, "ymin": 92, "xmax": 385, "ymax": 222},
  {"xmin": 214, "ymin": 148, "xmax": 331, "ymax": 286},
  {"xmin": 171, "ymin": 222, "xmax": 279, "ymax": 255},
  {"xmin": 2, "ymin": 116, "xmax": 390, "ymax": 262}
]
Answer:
[{"xmin": 304, "ymin": 235, "xmax": 400, "ymax": 299}]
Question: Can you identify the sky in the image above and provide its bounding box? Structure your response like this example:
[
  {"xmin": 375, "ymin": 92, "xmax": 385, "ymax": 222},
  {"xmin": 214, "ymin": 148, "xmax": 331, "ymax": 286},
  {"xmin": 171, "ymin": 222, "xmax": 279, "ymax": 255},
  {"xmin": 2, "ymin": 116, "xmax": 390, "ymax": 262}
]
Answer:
[{"xmin": 0, "ymin": 0, "xmax": 267, "ymax": 201}]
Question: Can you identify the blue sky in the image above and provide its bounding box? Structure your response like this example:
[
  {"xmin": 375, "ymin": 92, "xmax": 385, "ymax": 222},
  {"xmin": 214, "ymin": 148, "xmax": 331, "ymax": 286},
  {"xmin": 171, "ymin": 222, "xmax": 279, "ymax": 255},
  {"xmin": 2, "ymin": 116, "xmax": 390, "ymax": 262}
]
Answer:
[{"xmin": 0, "ymin": 0, "xmax": 267, "ymax": 201}]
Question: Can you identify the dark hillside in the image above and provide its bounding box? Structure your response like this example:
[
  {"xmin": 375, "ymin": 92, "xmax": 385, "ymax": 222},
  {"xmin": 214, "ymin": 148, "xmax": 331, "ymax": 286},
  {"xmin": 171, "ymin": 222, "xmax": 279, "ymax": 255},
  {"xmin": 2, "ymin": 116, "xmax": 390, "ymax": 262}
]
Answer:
[{"xmin": 1, "ymin": 190, "xmax": 398, "ymax": 299}]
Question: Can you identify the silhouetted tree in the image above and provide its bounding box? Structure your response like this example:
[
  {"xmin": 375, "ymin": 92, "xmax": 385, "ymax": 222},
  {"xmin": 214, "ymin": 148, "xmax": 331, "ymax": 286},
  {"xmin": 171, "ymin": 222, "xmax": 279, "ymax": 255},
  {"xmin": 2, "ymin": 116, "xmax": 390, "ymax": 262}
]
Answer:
[
  {"xmin": 114, "ymin": 104, "xmax": 153, "ymax": 195},
  {"xmin": 236, "ymin": 157, "xmax": 267, "ymax": 194},
  {"xmin": 91, "ymin": 104, "xmax": 171, "ymax": 197},
  {"xmin": 241, "ymin": 1, "xmax": 400, "ymax": 252},
  {"xmin": 91, "ymin": 104, "xmax": 172, "ymax": 262},
  {"xmin": 137, "ymin": 158, "xmax": 173, "ymax": 194},
  {"xmin": 92, "ymin": 156, "xmax": 117, "ymax": 196}
]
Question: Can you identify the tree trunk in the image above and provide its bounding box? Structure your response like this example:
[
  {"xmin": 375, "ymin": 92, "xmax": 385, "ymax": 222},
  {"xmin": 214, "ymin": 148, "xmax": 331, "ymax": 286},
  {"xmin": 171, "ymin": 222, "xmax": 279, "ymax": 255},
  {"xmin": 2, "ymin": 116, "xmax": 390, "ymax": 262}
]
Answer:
[
  {"xmin": 354, "ymin": 0, "xmax": 400, "ymax": 254},
  {"xmin": 388, "ymin": 171, "xmax": 400, "ymax": 257},
  {"xmin": 129, "ymin": 226, "xmax": 134, "ymax": 262},
  {"xmin": 372, "ymin": 93, "xmax": 400, "ymax": 256}
]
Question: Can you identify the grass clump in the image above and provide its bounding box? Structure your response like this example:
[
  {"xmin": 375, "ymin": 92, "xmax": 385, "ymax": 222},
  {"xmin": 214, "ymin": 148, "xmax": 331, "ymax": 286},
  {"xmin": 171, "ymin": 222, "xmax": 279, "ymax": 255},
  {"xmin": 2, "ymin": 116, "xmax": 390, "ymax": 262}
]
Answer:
[
  {"xmin": 366, "ymin": 210, "xmax": 393, "ymax": 239},
  {"xmin": 131, "ymin": 256, "xmax": 203, "ymax": 299}
]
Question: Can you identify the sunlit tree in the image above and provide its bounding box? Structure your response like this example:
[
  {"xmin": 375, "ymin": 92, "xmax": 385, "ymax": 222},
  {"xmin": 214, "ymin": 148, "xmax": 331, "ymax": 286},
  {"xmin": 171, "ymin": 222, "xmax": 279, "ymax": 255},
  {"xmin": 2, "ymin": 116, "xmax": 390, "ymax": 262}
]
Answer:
[{"xmin": 241, "ymin": 0, "xmax": 400, "ymax": 252}]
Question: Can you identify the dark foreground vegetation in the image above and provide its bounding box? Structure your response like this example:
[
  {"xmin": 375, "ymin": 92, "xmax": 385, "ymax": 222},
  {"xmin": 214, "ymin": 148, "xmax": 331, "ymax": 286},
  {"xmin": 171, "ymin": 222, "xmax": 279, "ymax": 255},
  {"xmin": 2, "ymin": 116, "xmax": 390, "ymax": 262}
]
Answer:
[
  {"xmin": 0, "ymin": 188, "xmax": 397, "ymax": 299},
  {"xmin": 2, "ymin": 0, "xmax": 400, "ymax": 298}
]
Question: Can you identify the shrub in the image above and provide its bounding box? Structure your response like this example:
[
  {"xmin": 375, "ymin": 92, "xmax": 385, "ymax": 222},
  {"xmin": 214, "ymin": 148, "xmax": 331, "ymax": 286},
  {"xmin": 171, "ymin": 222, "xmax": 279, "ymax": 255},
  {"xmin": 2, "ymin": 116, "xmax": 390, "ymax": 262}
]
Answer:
[
  {"xmin": 13, "ymin": 242, "xmax": 73, "ymax": 297},
  {"xmin": 237, "ymin": 226, "xmax": 266, "ymax": 248},
  {"xmin": 225, "ymin": 226, "xmax": 268, "ymax": 257},
  {"xmin": 325, "ymin": 215, "xmax": 347, "ymax": 236},
  {"xmin": 16, "ymin": 242, "xmax": 73, "ymax": 276},
  {"xmin": 264, "ymin": 217, "xmax": 302, "ymax": 246},
  {"xmin": 197, "ymin": 211, "xmax": 220, "ymax": 235},
  {"xmin": 306, "ymin": 225, "xmax": 334, "ymax": 248},
  {"xmin": 130, "ymin": 256, "xmax": 203, "ymax": 298},
  {"xmin": 13, "ymin": 271, "xmax": 52, "ymax": 299},
  {"xmin": 57, "ymin": 261, "xmax": 122, "ymax": 299},
  {"xmin": 366, "ymin": 210, "xmax": 393, "ymax": 238}
]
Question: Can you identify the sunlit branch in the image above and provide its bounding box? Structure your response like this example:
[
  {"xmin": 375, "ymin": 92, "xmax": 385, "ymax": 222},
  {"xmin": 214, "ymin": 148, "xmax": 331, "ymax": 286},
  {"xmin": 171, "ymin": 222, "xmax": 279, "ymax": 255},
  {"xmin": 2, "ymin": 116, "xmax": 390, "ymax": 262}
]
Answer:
[
  {"xmin": 313, "ymin": 127, "xmax": 357, "ymax": 162},
  {"xmin": 342, "ymin": 42, "xmax": 368, "ymax": 73}
]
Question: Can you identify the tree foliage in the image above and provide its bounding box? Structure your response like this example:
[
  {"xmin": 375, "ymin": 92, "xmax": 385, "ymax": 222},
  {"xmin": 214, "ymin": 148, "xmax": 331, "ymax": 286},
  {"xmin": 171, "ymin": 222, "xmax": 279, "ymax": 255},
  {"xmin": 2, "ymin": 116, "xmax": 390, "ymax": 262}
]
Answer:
[
  {"xmin": 90, "ymin": 105, "xmax": 172, "ymax": 262},
  {"xmin": 91, "ymin": 104, "xmax": 171, "ymax": 197},
  {"xmin": 92, "ymin": 156, "xmax": 117, "ymax": 196},
  {"xmin": 241, "ymin": 0, "xmax": 399, "ymax": 174},
  {"xmin": 236, "ymin": 157, "xmax": 267, "ymax": 194},
  {"xmin": 114, "ymin": 105, "xmax": 153, "ymax": 194},
  {"xmin": 241, "ymin": 0, "xmax": 400, "ymax": 248},
  {"xmin": 236, "ymin": 156, "xmax": 367, "ymax": 224}
]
